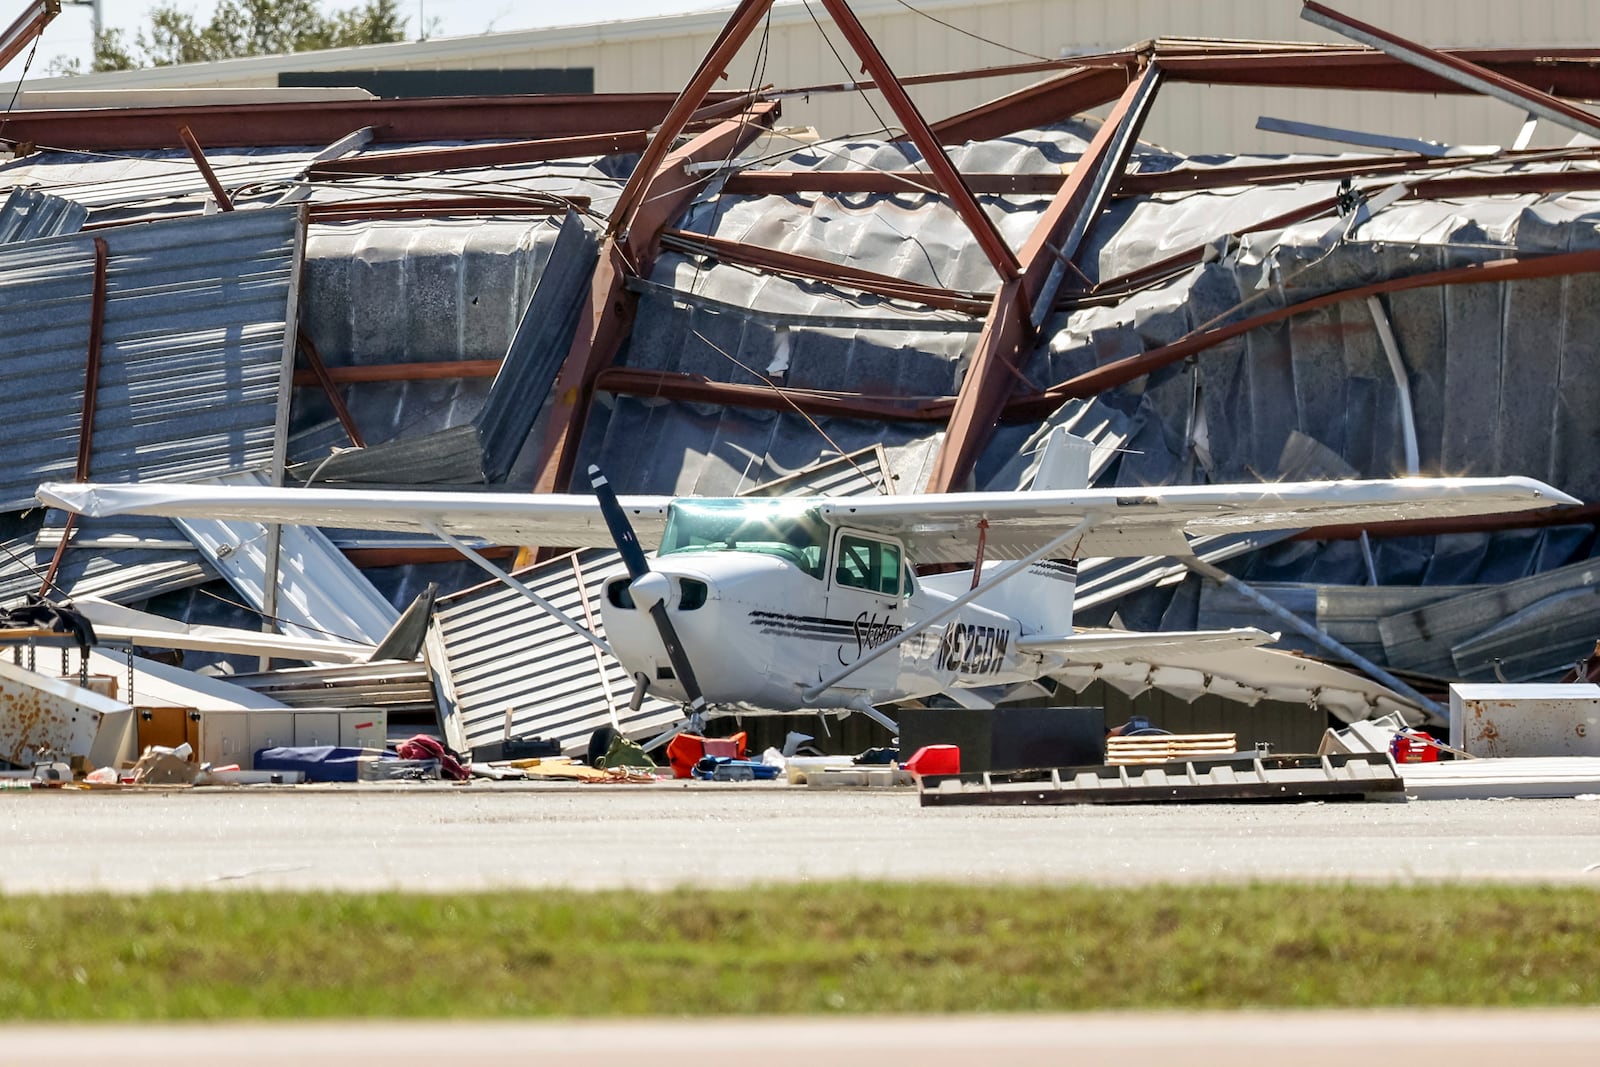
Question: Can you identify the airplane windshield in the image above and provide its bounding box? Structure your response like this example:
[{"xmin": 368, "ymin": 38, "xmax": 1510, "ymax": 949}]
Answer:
[{"xmin": 659, "ymin": 499, "xmax": 829, "ymax": 579}]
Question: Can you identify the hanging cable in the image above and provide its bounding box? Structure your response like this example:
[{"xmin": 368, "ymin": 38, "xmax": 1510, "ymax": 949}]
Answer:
[
  {"xmin": 888, "ymin": 0, "xmax": 1054, "ymax": 62},
  {"xmin": 0, "ymin": 30, "xmax": 44, "ymax": 147},
  {"xmin": 693, "ymin": 327, "xmax": 892, "ymax": 495}
]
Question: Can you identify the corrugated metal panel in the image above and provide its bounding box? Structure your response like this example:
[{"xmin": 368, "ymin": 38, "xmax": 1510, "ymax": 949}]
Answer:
[
  {"xmin": 3, "ymin": 148, "xmax": 323, "ymax": 213},
  {"xmin": 0, "ymin": 512, "xmax": 216, "ymax": 607},
  {"xmin": 1380, "ymin": 558, "xmax": 1600, "ymax": 680},
  {"xmin": 980, "ymin": 395, "xmax": 1138, "ymax": 491},
  {"xmin": 1197, "ymin": 581, "xmax": 1478, "ymax": 664},
  {"xmin": 431, "ymin": 547, "xmax": 669, "ymax": 755},
  {"xmin": 0, "ymin": 188, "xmax": 87, "ymax": 242},
  {"xmin": 737, "ymin": 444, "xmax": 893, "ymax": 498},
  {"xmin": 479, "ymin": 208, "xmax": 598, "ymax": 482},
  {"xmin": 173, "ymin": 510, "xmax": 399, "ymax": 645},
  {"xmin": 291, "ymin": 209, "xmax": 600, "ymax": 486},
  {"xmin": 581, "ymin": 396, "xmax": 942, "ymax": 497},
  {"xmin": 225, "ymin": 661, "xmax": 436, "ymax": 718},
  {"xmin": 0, "ymin": 207, "xmax": 301, "ymax": 510}
]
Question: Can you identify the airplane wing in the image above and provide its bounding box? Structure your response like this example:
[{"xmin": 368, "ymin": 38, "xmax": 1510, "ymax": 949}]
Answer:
[
  {"xmin": 36, "ymin": 481, "xmax": 673, "ymax": 549},
  {"xmin": 37, "ymin": 475, "xmax": 1576, "ymax": 563},
  {"xmin": 817, "ymin": 476, "xmax": 1578, "ymax": 563}
]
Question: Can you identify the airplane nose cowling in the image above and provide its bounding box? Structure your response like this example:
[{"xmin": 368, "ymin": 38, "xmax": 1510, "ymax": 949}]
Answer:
[{"xmin": 629, "ymin": 571, "xmax": 671, "ymax": 611}]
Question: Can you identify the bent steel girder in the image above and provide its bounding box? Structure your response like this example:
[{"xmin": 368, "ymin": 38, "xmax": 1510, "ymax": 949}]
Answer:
[
  {"xmin": 531, "ymin": 103, "xmax": 779, "ymax": 495},
  {"xmin": 926, "ymin": 42, "xmax": 1600, "ymax": 145},
  {"xmin": 925, "ymin": 64, "xmax": 1163, "ymax": 493},
  {"xmin": 817, "ymin": 0, "xmax": 1020, "ymax": 284},
  {"xmin": 1302, "ymin": 1, "xmax": 1600, "ymax": 142}
]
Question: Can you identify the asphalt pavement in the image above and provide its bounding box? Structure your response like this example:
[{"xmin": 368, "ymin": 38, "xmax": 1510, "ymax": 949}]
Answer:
[{"xmin": 3, "ymin": 783, "xmax": 1598, "ymax": 892}]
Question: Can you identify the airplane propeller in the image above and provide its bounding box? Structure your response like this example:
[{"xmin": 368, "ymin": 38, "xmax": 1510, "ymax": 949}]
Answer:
[{"xmin": 587, "ymin": 465, "xmax": 709, "ymax": 725}]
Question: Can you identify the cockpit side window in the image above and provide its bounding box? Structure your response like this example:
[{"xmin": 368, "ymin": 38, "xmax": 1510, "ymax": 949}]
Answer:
[{"xmin": 834, "ymin": 534, "xmax": 902, "ymax": 596}]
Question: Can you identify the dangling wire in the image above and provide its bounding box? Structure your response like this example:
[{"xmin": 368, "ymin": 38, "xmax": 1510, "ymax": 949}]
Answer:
[
  {"xmin": 0, "ymin": 30, "xmax": 45, "ymax": 147},
  {"xmin": 692, "ymin": 327, "xmax": 891, "ymax": 496}
]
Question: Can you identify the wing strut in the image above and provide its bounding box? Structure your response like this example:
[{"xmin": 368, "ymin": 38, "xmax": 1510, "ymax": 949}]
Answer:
[
  {"xmin": 420, "ymin": 518, "xmax": 617, "ymax": 660},
  {"xmin": 801, "ymin": 516, "xmax": 1095, "ymax": 702}
]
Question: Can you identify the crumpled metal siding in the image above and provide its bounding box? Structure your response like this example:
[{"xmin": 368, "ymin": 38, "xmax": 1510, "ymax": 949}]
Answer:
[
  {"xmin": 579, "ymin": 395, "xmax": 942, "ymax": 497},
  {"xmin": 431, "ymin": 547, "xmax": 674, "ymax": 755},
  {"xmin": 0, "ymin": 207, "xmax": 301, "ymax": 510},
  {"xmin": 225, "ymin": 661, "xmax": 436, "ymax": 719},
  {"xmin": 0, "ymin": 188, "xmax": 87, "ymax": 243},
  {"xmin": 0, "ymin": 511, "xmax": 216, "ymax": 607}
]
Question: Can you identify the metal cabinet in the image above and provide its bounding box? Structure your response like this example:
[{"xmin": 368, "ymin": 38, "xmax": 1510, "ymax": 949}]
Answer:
[
  {"xmin": 340, "ymin": 711, "xmax": 387, "ymax": 749},
  {"xmin": 293, "ymin": 712, "xmax": 340, "ymax": 748},
  {"xmin": 197, "ymin": 708, "xmax": 391, "ymax": 769}
]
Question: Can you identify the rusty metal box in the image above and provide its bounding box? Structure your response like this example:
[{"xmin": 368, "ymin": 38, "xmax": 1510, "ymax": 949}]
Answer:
[{"xmin": 1448, "ymin": 683, "xmax": 1600, "ymax": 757}]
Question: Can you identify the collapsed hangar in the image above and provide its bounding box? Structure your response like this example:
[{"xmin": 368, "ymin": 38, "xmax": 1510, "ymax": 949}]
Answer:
[{"xmin": 2, "ymin": 0, "xmax": 1600, "ymax": 756}]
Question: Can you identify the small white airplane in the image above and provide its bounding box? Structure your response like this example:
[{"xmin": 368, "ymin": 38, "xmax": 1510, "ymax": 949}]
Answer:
[{"xmin": 38, "ymin": 466, "xmax": 1578, "ymax": 737}]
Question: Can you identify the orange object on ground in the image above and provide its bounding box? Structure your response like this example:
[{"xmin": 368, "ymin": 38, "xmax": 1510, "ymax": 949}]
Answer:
[
  {"xmin": 666, "ymin": 732, "xmax": 748, "ymax": 778},
  {"xmin": 902, "ymin": 744, "xmax": 960, "ymax": 776}
]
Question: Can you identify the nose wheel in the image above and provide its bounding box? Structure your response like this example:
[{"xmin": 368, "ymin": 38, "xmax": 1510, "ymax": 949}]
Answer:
[{"xmin": 640, "ymin": 703, "xmax": 710, "ymax": 753}]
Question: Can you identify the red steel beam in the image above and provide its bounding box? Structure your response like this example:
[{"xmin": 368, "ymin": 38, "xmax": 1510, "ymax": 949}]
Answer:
[
  {"xmin": 927, "ymin": 66, "xmax": 1162, "ymax": 492},
  {"xmin": 933, "ymin": 65, "xmax": 1139, "ymax": 146},
  {"xmin": 790, "ymin": 55, "xmax": 1110, "ymax": 101},
  {"xmin": 1407, "ymin": 168, "xmax": 1600, "ymax": 201},
  {"xmin": 1010, "ymin": 247, "xmax": 1600, "ymax": 420},
  {"xmin": 1160, "ymin": 48, "xmax": 1600, "ymax": 98},
  {"xmin": 720, "ymin": 145, "xmax": 1600, "ymax": 198},
  {"xmin": 929, "ymin": 43, "xmax": 1600, "ymax": 144},
  {"xmin": 819, "ymin": 0, "xmax": 1021, "ymax": 284},
  {"xmin": 307, "ymin": 95, "xmax": 754, "ymax": 177},
  {"xmin": 1297, "ymin": 502, "xmax": 1600, "ymax": 542},
  {"xmin": 532, "ymin": 104, "xmax": 780, "ymax": 494},
  {"xmin": 659, "ymin": 229, "xmax": 991, "ymax": 315},
  {"xmin": 0, "ymin": 0, "xmax": 56, "ymax": 73},
  {"xmin": 178, "ymin": 125, "xmax": 234, "ymax": 211},
  {"xmin": 0, "ymin": 92, "xmax": 744, "ymax": 152},
  {"xmin": 295, "ymin": 331, "xmax": 365, "ymax": 448},
  {"xmin": 43, "ymin": 232, "xmax": 107, "ymax": 597},
  {"xmin": 606, "ymin": 0, "xmax": 777, "ymax": 238},
  {"xmin": 1301, "ymin": 2, "xmax": 1600, "ymax": 140},
  {"xmin": 594, "ymin": 367, "xmax": 954, "ymax": 422}
]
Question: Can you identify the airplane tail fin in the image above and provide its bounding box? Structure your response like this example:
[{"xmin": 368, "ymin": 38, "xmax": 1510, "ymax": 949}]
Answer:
[{"xmin": 1029, "ymin": 428, "xmax": 1095, "ymax": 491}]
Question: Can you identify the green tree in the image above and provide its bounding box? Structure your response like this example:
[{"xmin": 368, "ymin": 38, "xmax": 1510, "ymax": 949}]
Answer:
[{"xmin": 79, "ymin": 0, "xmax": 410, "ymax": 73}]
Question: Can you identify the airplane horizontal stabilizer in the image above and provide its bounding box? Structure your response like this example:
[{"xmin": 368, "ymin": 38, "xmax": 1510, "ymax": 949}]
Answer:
[{"xmin": 1018, "ymin": 627, "xmax": 1276, "ymax": 659}]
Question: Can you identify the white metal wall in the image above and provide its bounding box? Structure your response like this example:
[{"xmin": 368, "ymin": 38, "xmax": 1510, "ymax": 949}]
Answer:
[{"xmin": 17, "ymin": 0, "xmax": 1600, "ymax": 153}]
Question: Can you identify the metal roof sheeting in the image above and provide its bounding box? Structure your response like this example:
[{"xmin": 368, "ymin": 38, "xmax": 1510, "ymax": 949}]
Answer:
[
  {"xmin": 0, "ymin": 207, "xmax": 301, "ymax": 510},
  {"xmin": 0, "ymin": 188, "xmax": 87, "ymax": 243},
  {"xmin": 430, "ymin": 547, "xmax": 674, "ymax": 756},
  {"xmin": 579, "ymin": 396, "xmax": 942, "ymax": 497},
  {"xmin": 225, "ymin": 661, "xmax": 437, "ymax": 720}
]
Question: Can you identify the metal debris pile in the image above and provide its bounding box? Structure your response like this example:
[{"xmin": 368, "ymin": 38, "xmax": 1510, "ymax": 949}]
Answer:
[{"xmin": 3, "ymin": 1, "xmax": 1600, "ymax": 785}]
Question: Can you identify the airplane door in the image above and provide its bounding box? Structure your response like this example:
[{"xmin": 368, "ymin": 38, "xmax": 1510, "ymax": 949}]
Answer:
[{"xmin": 824, "ymin": 529, "xmax": 907, "ymax": 694}]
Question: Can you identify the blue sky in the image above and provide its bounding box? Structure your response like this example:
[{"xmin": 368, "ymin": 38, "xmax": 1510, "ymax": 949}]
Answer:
[{"xmin": 4, "ymin": 0, "xmax": 730, "ymax": 80}]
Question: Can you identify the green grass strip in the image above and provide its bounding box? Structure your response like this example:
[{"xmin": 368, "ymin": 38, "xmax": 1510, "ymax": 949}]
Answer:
[{"xmin": 3, "ymin": 883, "xmax": 1598, "ymax": 1018}]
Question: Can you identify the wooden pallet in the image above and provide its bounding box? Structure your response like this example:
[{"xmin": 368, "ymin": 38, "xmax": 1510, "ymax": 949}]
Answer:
[{"xmin": 1106, "ymin": 733, "xmax": 1237, "ymax": 765}]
